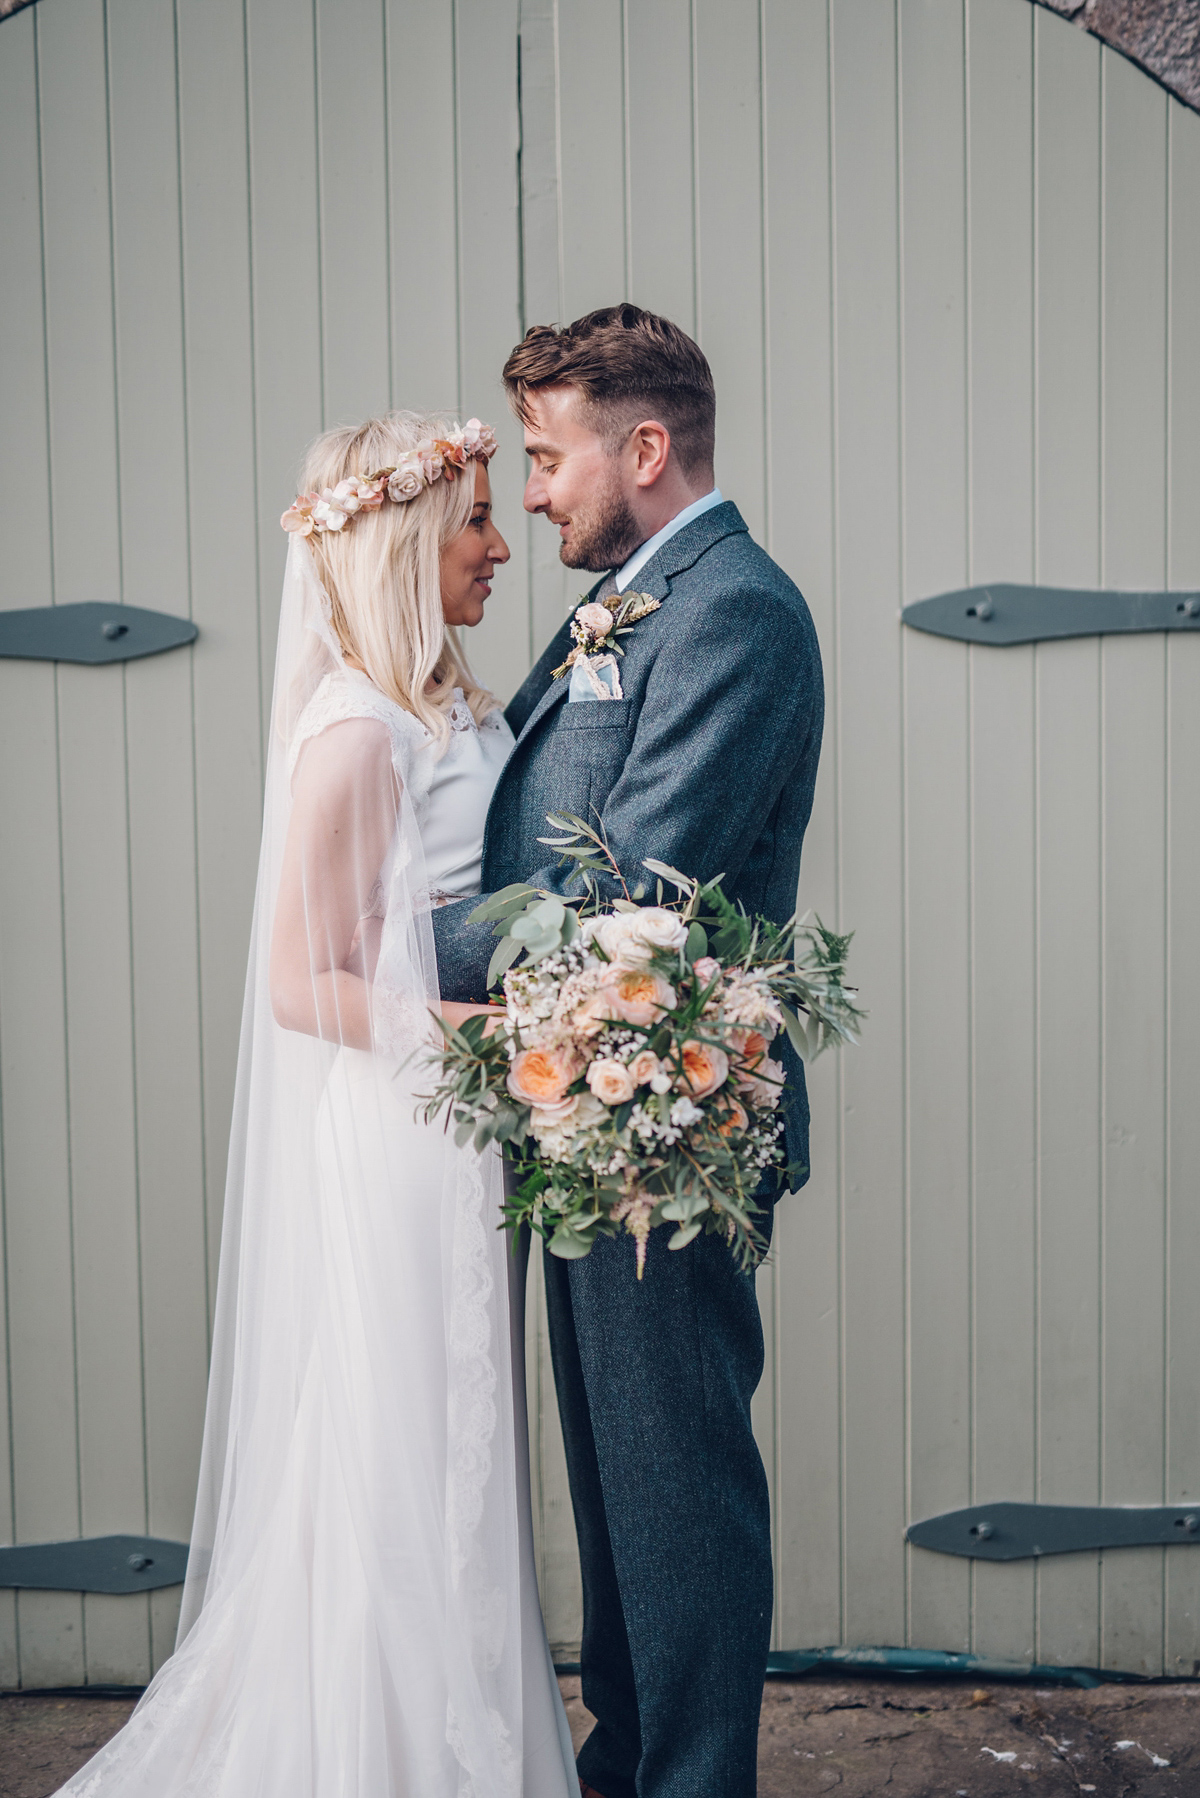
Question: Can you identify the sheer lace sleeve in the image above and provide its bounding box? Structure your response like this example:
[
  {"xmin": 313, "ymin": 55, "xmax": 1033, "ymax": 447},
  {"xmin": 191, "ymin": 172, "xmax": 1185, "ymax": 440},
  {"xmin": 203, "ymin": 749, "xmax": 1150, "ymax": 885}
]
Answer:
[{"xmin": 272, "ymin": 691, "xmax": 440, "ymax": 1064}]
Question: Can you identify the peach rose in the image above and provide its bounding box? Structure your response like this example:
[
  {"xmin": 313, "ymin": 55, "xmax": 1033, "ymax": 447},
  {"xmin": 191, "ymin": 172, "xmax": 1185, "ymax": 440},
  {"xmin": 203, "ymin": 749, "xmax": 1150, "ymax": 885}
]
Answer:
[
  {"xmin": 507, "ymin": 1043, "xmax": 583, "ymax": 1108},
  {"xmin": 609, "ymin": 968, "xmax": 676, "ymax": 1026},
  {"xmin": 586, "ymin": 1058, "xmax": 637, "ymax": 1105},
  {"xmin": 717, "ymin": 1097, "xmax": 750, "ymax": 1136},
  {"xmin": 575, "ymin": 601, "xmax": 615, "ymax": 637},
  {"xmin": 730, "ymin": 1026, "xmax": 773, "ymax": 1071},
  {"xmin": 629, "ymin": 1048, "xmax": 661, "ymax": 1086},
  {"xmin": 570, "ymin": 988, "xmax": 623, "ymax": 1039},
  {"xmin": 677, "ymin": 1040, "xmax": 729, "ymax": 1099}
]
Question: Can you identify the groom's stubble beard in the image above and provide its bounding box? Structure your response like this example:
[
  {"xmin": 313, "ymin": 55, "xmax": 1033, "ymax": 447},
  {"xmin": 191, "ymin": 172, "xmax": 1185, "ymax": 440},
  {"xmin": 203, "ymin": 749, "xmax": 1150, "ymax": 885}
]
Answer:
[{"xmin": 555, "ymin": 459, "xmax": 643, "ymax": 573}]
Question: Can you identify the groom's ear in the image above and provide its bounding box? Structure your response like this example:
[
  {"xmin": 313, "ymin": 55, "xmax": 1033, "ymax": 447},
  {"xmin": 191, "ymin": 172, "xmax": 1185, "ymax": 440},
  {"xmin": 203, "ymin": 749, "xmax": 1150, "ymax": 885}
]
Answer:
[{"xmin": 628, "ymin": 420, "xmax": 672, "ymax": 490}]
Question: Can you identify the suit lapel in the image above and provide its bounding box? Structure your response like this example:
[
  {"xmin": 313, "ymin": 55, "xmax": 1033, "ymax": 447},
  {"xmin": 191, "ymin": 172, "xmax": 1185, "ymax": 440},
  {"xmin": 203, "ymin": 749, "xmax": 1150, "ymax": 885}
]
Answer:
[
  {"xmin": 508, "ymin": 507, "xmax": 747, "ymax": 751},
  {"xmin": 513, "ymin": 654, "xmax": 572, "ymax": 745}
]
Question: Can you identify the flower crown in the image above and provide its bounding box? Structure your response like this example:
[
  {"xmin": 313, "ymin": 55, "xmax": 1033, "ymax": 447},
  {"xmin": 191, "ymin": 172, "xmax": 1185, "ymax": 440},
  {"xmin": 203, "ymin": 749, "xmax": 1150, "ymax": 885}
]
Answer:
[{"xmin": 281, "ymin": 418, "xmax": 498, "ymax": 537}]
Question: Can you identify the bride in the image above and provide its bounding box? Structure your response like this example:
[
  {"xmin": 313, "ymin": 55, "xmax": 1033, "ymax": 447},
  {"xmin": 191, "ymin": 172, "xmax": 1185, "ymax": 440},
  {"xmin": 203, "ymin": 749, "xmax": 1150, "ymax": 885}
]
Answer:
[{"xmin": 58, "ymin": 414, "xmax": 577, "ymax": 1797}]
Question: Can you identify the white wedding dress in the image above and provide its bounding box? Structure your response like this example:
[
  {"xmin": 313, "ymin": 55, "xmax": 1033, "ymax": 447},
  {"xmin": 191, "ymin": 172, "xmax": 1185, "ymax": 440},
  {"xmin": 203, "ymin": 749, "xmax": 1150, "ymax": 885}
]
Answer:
[{"xmin": 56, "ymin": 540, "xmax": 576, "ymax": 1798}]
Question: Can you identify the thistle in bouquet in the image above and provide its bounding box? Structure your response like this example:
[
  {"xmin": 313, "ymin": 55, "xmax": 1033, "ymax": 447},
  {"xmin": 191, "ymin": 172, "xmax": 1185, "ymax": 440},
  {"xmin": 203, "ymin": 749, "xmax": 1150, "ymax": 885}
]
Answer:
[{"xmin": 421, "ymin": 815, "xmax": 864, "ymax": 1277}]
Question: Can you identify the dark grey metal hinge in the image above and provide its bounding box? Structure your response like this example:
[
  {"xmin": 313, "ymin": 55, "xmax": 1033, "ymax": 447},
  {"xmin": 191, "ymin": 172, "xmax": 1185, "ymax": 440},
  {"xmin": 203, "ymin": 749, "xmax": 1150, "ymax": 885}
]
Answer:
[
  {"xmin": 0, "ymin": 1535, "xmax": 188, "ymax": 1593},
  {"xmin": 0, "ymin": 603, "xmax": 198, "ymax": 665},
  {"xmin": 908, "ymin": 1501, "xmax": 1200, "ymax": 1561},
  {"xmin": 903, "ymin": 584, "xmax": 1200, "ymax": 647}
]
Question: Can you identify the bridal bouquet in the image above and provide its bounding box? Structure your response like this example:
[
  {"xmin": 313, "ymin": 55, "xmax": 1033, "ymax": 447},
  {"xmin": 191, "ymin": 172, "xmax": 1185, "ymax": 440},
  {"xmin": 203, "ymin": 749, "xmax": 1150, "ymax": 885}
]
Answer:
[{"xmin": 422, "ymin": 817, "xmax": 863, "ymax": 1276}]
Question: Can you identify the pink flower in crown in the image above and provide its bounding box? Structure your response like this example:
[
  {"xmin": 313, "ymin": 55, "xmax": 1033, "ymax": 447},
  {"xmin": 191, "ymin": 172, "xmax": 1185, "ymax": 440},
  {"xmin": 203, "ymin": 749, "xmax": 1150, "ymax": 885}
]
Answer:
[
  {"xmin": 387, "ymin": 455, "xmax": 425, "ymax": 503},
  {"xmin": 461, "ymin": 418, "xmax": 498, "ymax": 461},
  {"xmin": 352, "ymin": 476, "xmax": 387, "ymax": 511},
  {"xmin": 281, "ymin": 492, "xmax": 320, "ymax": 535},
  {"xmin": 438, "ymin": 434, "xmax": 469, "ymax": 479},
  {"xmin": 419, "ymin": 443, "xmax": 447, "ymax": 485},
  {"xmin": 332, "ymin": 477, "xmax": 373, "ymax": 515}
]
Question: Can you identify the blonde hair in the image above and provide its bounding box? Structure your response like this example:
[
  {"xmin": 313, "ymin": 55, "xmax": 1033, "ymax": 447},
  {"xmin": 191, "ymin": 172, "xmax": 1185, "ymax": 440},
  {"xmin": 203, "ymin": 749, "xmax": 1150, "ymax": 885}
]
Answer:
[{"xmin": 298, "ymin": 411, "xmax": 497, "ymax": 748}]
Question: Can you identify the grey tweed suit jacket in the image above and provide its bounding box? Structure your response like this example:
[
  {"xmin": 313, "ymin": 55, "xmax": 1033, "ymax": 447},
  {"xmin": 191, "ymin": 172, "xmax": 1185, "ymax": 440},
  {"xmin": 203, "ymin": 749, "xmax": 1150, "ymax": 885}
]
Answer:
[{"xmin": 432, "ymin": 499, "xmax": 824, "ymax": 1188}]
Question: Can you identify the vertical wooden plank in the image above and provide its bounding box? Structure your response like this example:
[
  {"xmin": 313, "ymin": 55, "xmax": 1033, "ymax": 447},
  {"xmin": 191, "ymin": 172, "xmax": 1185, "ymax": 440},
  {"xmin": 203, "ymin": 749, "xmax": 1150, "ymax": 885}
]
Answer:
[
  {"xmin": 1165, "ymin": 97, "xmax": 1200, "ymax": 1682},
  {"xmin": 1099, "ymin": 47, "xmax": 1169, "ymax": 1677},
  {"xmin": 455, "ymin": 0, "xmax": 529, "ymax": 703},
  {"xmin": 625, "ymin": 0, "xmax": 696, "ymax": 331},
  {"xmin": 177, "ymin": 0, "xmax": 264, "ymax": 1317},
  {"xmin": 829, "ymin": 0, "xmax": 906, "ymax": 1650},
  {"xmin": 694, "ymin": 0, "xmax": 765, "ymax": 542},
  {"xmin": 245, "ymin": 0, "xmax": 322, "ymax": 734},
  {"xmin": 316, "ymin": 0, "xmax": 391, "ymax": 423},
  {"xmin": 1032, "ymin": 5, "xmax": 1103, "ymax": 1673},
  {"xmin": 966, "ymin": 0, "xmax": 1037, "ymax": 1665},
  {"xmin": 557, "ymin": 0, "xmax": 627, "ymax": 319},
  {"xmin": 387, "ymin": 0, "xmax": 459, "ymax": 410},
  {"xmin": 898, "ymin": 0, "xmax": 971, "ymax": 1657},
  {"xmin": 517, "ymin": 0, "xmax": 574, "ymax": 657},
  {"xmin": 37, "ymin": 0, "xmax": 151, "ymax": 1686},
  {"xmin": 762, "ymin": 0, "xmax": 841, "ymax": 1654},
  {"xmin": 0, "ymin": 5, "xmax": 71, "ymax": 1691},
  {"xmin": 107, "ymin": 0, "xmax": 211, "ymax": 1676},
  {"xmin": 693, "ymin": 0, "xmax": 775, "ymax": 1524}
]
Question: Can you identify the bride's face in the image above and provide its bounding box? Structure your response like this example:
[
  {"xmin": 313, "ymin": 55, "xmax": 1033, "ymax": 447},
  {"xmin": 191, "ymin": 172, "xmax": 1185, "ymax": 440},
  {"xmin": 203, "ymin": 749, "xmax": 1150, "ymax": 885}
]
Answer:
[{"xmin": 440, "ymin": 464, "xmax": 510, "ymax": 628}]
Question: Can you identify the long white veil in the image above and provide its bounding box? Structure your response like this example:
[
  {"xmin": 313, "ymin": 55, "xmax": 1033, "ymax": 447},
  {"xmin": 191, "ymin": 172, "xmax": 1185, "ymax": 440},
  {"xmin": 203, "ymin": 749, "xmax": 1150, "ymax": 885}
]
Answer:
[{"xmin": 56, "ymin": 537, "xmax": 571, "ymax": 1796}]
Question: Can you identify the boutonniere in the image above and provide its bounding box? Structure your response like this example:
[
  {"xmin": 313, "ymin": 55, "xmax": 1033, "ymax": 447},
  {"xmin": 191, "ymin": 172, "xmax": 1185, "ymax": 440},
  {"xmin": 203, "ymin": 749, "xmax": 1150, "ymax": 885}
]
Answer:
[{"xmin": 551, "ymin": 590, "xmax": 662, "ymax": 680}]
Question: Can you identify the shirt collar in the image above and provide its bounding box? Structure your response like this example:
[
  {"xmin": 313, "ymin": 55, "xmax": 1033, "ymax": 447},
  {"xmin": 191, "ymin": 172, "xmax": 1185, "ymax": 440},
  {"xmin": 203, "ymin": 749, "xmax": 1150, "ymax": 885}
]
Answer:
[{"xmin": 614, "ymin": 488, "xmax": 724, "ymax": 592}]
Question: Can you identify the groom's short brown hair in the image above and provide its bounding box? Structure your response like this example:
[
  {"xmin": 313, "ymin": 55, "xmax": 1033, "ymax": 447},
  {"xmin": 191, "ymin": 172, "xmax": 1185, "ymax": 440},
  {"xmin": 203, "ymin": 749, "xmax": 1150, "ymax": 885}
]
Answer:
[{"xmin": 502, "ymin": 304, "xmax": 716, "ymax": 477}]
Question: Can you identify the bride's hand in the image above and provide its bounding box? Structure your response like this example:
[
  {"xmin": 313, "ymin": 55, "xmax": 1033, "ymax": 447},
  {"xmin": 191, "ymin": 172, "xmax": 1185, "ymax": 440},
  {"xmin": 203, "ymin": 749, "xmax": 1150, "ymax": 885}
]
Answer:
[{"xmin": 441, "ymin": 1001, "xmax": 506, "ymax": 1038}]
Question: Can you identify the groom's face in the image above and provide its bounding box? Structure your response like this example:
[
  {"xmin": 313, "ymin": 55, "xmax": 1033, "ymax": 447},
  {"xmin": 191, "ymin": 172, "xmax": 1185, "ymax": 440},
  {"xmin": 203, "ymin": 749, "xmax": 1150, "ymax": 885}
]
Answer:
[{"xmin": 520, "ymin": 386, "xmax": 642, "ymax": 572}]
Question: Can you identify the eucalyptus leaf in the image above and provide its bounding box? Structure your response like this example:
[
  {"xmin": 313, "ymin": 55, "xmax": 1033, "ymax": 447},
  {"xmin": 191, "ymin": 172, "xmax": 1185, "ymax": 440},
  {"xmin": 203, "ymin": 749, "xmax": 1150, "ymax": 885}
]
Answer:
[
  {"xmin": 642, "ymin": 858, "xmax": 694, "ymax": 894},
  {"xmin": 486, "ymin": 933, "xmax": 526, "ymax": 989},
  {"xmin": 548, "ymin": 1223, "xmax": 596, "ymax": 1260},
  {"xmin": 667, "ymin": 1221, "xmax": 704, "ymax": 1251},
  {"xmin": 468, "ymin": 884, "xmax": 539, "ymax": 924},
  {"xmin": 780, "ymin": 1004, "xmax": 810, "ymax": 1062}
]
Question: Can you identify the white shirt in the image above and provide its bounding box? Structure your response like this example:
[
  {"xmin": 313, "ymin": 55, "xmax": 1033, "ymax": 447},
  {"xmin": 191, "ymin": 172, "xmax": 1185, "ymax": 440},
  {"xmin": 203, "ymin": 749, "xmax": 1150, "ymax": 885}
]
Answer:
[
  {"xmin": 613, "ymin": 487, "xmax": 724, "ymax": 591},
  {"xmin": 568, "ymin": 488, "xmax": 724, "ymax": 702}
]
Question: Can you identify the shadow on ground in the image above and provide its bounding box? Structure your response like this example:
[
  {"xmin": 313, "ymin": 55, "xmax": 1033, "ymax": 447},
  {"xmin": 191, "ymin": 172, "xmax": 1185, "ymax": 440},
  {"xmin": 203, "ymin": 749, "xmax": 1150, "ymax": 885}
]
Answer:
[{"xmin": 2, "ymin": 1673, "xmax": 1198, "ymax": 1795}]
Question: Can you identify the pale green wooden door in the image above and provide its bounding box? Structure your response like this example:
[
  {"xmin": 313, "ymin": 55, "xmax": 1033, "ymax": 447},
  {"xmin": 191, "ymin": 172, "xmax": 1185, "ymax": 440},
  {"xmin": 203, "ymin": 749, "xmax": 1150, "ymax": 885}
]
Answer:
[
  {"xmin": 518, "ymin": 0, "xmax": 1200, "ymax": 1681},
  {"xmin": 1, "ymin": 0, "xmax": 1197, "ymax": 1688}
]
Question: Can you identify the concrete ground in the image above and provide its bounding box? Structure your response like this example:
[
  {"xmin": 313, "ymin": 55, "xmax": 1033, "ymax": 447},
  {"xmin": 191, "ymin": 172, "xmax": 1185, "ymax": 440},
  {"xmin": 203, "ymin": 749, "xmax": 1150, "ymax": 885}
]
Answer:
[{"xmin": 1, "ymin": 1673, "xmax": 1197, "ymax": 1795}]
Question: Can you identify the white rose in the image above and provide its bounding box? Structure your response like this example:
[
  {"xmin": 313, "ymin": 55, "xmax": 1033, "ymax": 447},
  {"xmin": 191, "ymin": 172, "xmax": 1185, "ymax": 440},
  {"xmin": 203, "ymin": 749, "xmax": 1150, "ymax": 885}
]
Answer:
[
  {"xmin": 586, "ymin": 1058, "xmax": 637, "ymax": 1105},
  {"xmin": 528, "ymin": 1092, "xmax": 606, "ymax": 1160},
  {"xmin": 628, "ymin": 907, "xmax": 688, "ymax": 954},
  {"xmin": 594, "ymin": 913, "xmax": 654, "ymax": 966},
  {"xmin": 575, "ymin": 602, "xmax": 615, "ymax": 637},
  {"xmin": 387, "ymin": 458, "xmax": 424, "ymax": 503}
]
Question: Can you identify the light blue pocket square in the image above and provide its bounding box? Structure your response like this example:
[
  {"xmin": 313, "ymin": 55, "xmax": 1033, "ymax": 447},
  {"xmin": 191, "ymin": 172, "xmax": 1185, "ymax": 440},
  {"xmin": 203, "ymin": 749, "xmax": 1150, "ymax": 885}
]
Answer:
[{"xmin": 568, "ymin": 657, "xmax": 621, "ymax": 703}]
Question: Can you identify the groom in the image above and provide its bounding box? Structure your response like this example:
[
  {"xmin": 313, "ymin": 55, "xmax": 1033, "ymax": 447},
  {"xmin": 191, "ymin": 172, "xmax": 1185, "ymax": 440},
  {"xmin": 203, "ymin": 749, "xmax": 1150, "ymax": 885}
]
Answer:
[{"xmin": 434, "ymin": 304, "xmax": 823, "ymax": 1798}]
